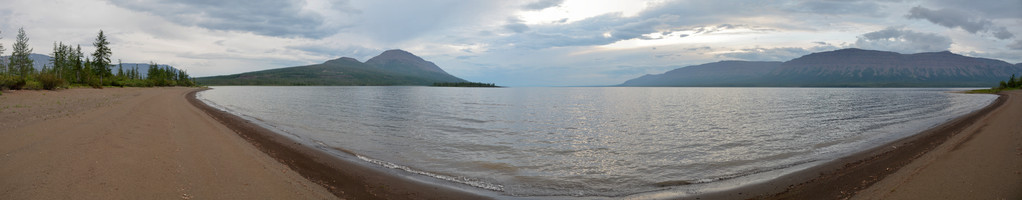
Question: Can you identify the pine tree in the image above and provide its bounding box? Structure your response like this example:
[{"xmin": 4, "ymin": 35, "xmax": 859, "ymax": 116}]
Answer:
[
  {"xmin": 0, "ymin": 29, "xmax": 5, "ymax": 75},
  {"xmin": 117, "ymin": 59, "xmax": 123, "ymax": 80},
  {"xmin": 91, "ymin": 30, "xmax": 112, "ymax": 85},
  {"xmin": 1005, "ymin": 73, "xmax": 1013, "ymax": 88},
  {"xmin": 72, "ymin": 45, "xmax": 83, "ymax": 84},
  {"xmin": 9, "ymin": 27, "xmax": 34, "ymax": 78}
]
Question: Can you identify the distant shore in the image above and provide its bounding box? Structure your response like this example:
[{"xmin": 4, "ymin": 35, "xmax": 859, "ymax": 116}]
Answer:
[{"xmin": 2, "ymin": 87, "xmax": 1018, "ymax": 199}]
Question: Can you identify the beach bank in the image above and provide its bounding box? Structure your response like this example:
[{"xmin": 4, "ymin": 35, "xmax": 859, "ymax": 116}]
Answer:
[
  {"xmin": 0, "ymin": 87, "xmax": 336, "ymax": 199},
  {"xmin": 683, "ymin": 90, "xmax": 1019, "ymax": 200}
]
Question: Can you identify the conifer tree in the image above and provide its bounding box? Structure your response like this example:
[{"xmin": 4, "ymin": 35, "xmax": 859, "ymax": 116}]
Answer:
[
  {"xmin": 9, "ymin": 27, "xmax": 34, "ymax": 78},
  {"xmin": 0, "ymin": 29, "xmax": 5, "ymax": 75},
  {"xmin": 72, "ymin": 45, "xmax": 83, "ymax": 83},
  {"xmin": 117, "ymin": 59, "xmax": 123, "ymax": 80},
  {"xmin": 91, "ymin": 30, "xmax": 112, "ymax": 84}
]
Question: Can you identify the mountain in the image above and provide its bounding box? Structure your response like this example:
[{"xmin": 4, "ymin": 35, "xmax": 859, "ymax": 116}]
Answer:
[
  {"xmin": 1, "ymin": 53, "xmax": 178, "ymax": 77},
  {"xmin": 196, "ymin": 49, "xmax": 467, "ymax": 86},
  {"xmin": 0, "ymin": 53, "xmax": 56, "ymax": 72},
  {"xmin": 620, "ymin": 48, "xmax": 1022, "ymax": 87},
  {"xmin": 620, "ymin": 61, "xmax": 781, "ymax": 86}
]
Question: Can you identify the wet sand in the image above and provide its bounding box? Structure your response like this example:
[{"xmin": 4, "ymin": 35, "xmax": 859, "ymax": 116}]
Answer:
[{"xmin": 686, "ymin": 90, "xmax": 1020, "ymax": 200}]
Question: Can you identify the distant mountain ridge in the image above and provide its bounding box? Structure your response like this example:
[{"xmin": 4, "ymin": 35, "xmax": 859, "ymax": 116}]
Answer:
[
  {"xmin": 196, "ymin": 49, "xmax": 467, "ymax": 86},
  {"xmin": 621, "ymin": 48, "xmax": 1022, "ymax": 87},
  {"xmin": 1, "ymin": 53, "xmax": 178, "ymax": 77}
]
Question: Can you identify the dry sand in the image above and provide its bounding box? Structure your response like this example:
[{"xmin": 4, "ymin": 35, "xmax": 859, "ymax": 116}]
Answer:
[
  {"xmin": 851, "ymin": 90, "xmax": 1022, "ymax": 200},
  {"xmin": 0, "ymin": 87, "xmax": 337, "ymax": 199}
]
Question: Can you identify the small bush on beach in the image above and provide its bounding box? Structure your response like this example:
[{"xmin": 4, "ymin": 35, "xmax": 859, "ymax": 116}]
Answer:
[
  {"xmin": 38, "ymin": 73, "xmax": 66, "ymax": 90},
  {"xmin": 2, "ymin": 76, "xmax": 28, "ymax": 90},
  {"xmin": 23, "ymin": 79, "xmax": 43, "ymax": 90}
]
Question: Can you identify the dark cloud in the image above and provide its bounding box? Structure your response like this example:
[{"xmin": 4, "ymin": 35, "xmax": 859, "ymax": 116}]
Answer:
[
  {"xmin": 109, "ymin": 0, "xmax": 354, "ymax": 39},
  {"xmin": 522, "ymin": 0, "xmax": 563, "ymax": 10},
  {"xmin": 927, "ymin": 0, "xmax": 1022, "ymax": 19},
  {"xmin": 504, "ymin": 17, "xmax": 530, "ymax": 33},
  {"xmin": 785, "ymin": 0, "xmax": 885, "ymax": 16},
  {"xmin": 854, "ymin": 27, "xmax": 952, "ymax": 53},
  {"xmin": 906, "ymin": 6, "xmax": 1014, "ymax": 39},
  {"xmin": 1009, "ymin": 40, "xmax": 1022, "ymax": 50}
]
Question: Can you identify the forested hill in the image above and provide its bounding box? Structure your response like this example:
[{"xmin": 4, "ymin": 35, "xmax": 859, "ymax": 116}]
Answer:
[
  {"xmin": 621, "ymin": 48, "xmax": 1022, "ymax": 87},
  {"xmin": 195, "ymin": 49, "xmax": 467, "ymax": 86}
]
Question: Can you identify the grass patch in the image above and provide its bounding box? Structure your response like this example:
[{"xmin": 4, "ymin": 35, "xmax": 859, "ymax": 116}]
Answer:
[{"xmin": 964, "ymin": 88, "xmax": 1019, "ymax": 94}]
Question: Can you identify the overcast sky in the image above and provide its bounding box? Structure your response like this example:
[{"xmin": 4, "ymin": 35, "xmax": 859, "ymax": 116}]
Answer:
[{"xmin": 1, "ymin": 0, "xmax": 1020, "ymax": 86}]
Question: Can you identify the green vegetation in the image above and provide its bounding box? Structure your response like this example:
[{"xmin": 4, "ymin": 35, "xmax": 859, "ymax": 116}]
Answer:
[
  {"xmin": 431, "ymin": 82, "xmax": 499, "ymax": 87},
  {"xmin": 0, "ymin": 28, "xmax": 196, "ymax": 91},
  {"xmin": 967, "ymin": 74, "xmax": 1022, "ymax": 94}
]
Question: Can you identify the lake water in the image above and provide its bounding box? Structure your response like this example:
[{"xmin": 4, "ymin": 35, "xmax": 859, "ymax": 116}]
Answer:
[{"xmin": 196, "ymin": 86, "xmax": 996, "ymax": 197}]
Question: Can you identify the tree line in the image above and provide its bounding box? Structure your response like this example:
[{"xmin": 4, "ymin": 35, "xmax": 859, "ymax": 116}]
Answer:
[
  {"xmin": 997, "ymin": 74, "xmax": 1022, "ymax": 89},
  {"xmin": 431, "ymin": 82, "xmax": 499, "ymax": 87},
  {"xmin": 0, "ymin": 27, "xmax": 196, "ymax": 91}
]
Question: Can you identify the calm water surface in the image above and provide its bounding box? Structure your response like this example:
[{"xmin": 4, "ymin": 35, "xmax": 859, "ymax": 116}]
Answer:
[{"xmin": 197, "ymin": 86, "xmax": 995, "ymax": 197}]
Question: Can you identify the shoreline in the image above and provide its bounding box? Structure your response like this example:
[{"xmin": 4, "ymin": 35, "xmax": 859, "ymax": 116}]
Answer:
[
  {"xmin": 186, "ymin": 89, "xmax": 494, "ymax": 200},
  {"xmin": 681, "ymin": 90, "xmax": 1009, "ymax": 199},
  {"xmin": 187, "ymin": 87, "xmax": 1013, "ymax": 199}
]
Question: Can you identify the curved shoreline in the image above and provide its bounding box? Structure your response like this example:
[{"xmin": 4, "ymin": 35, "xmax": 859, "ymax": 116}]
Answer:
[
  {"xmin": 677, "ymin": 91, "xmax": 1007, "ymax": 199},
  {"xmin": 186, "ymin": 89, "xmax": 494, "ymax": 200},
  {"xmin": 188, "ymin": 88, "xmax": 1008, "ymax": 199}
]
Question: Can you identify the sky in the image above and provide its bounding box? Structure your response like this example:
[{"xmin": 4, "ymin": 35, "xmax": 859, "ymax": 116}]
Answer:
[{"xmin": 0, "ymin": 0, "xmax": 1019, "ymax": 86}]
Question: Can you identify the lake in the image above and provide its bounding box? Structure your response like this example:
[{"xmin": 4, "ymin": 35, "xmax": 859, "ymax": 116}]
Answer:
[{"xmin": 196, "ymin": 86, "xmax": 995, "ymax": 197}]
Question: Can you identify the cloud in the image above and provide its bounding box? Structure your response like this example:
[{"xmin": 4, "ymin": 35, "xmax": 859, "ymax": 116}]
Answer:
[
  {"xmin": 926, "ymin": 0, "xmax": 1022, "ymax": 19},
  {"xmin": 523, "ymin": 0, "xmax": 563, "ymax": 10},
  {"xmin": 906, "ymin": 6, "xmax": 1014, "ymax": 39},
  {"xmin": 717, "ymin": 45, "xmax": 842, "ymax": 61},
  {"xmin": 854, "ymin": 27, "xmax": 952, "ymax": 53},
  {"xmin": 286, "ymin": 44, "xmax": 381, "ymax": 60},
  {"xmin": 108, "ymin": 0, "xmax": 353, "ymax": 39},
  {"xmin": 503, "ymin": 17, "xmax": 530, "ymax": 33},
  {"xmin": 1009, "ymin": 40, "xmax": 1022, "ymax": 50},
  {"xmin": 785, "ymin": 0, "xmax": 885, "ymax": 17}
]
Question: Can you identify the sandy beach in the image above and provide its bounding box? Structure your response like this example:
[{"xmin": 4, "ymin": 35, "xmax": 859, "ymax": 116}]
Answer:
[
  {"xmin": 1, "ymin": 87, "xmax": 1019, "ymax": 200},
  {"xmin": 706, "ymin": 90, "xmax": 1021, "ymax": 200},
  {"xmin": 851, "ymin": 90, "xmax": 1022, "ymax": 200},
  {"xmin": 0, "ymin": 87, "xmax": 337, "ymax": 199}
]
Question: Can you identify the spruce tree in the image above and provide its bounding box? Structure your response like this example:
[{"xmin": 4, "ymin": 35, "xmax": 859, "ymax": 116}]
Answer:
[
  {"xmin": 73, "ymin": 45, "xmax": 84, "ymax": 84},
  {"xmin": 0, "ymin": 29, "xmax": 5, "ymax": 75},
  {"xmin": 91, "ymin": 30, "xmax": 112, "ymax": 85},
  {"xmin": 9, "ymin": 27, "xmax": 33, "ymax": 78}
]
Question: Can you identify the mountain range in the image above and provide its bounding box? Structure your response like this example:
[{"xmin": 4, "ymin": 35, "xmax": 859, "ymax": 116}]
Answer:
[
  {"xmin": 621, "ymin": 48, "xmax": 1022, "ymax": 87},
  {"xmin": 1, "ymin": 53, "xmax": 179, "ymax": 77},
  {"xmin": 196, "ymin": 49, "xmax": 466, "ymax": 86}
]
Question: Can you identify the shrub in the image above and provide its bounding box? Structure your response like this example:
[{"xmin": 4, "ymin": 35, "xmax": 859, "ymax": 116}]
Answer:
[
  {"xmin": 23, "ymin": 80, "xmax": 44, "ymax": 90},
  {"xmin": 38, "ymin": 73, "xmax": 66, "ymax": 90},
  {"xmin": 86, "ymin": 77, "xmax": 103, "ymax": 89},
  {"xmin": 2, "ymin": 76, "xmax": 27, "ymax": 90}
]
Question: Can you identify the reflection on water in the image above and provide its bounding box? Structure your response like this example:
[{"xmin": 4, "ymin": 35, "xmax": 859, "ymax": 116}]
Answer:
[{"xmin": 198, "ymin": 86, "xmax": 995, "ymax": 196}]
